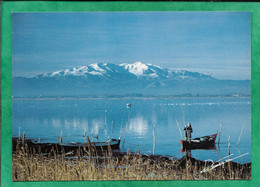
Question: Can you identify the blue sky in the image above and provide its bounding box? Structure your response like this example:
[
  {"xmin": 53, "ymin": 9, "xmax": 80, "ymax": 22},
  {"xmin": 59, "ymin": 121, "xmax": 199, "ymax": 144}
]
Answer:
[{"xmin": 12, "ymin": 12, "xmax": 250, "ymax": 80}]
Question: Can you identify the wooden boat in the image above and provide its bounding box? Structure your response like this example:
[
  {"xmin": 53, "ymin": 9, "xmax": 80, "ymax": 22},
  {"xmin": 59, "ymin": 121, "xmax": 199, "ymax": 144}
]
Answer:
[
  {"xmin": 181, "ymin": 145, "xmax": 216, "ymax": 154},
  {"xmin": 64, "ymin": 138, "xmax": 121, "ymax": 150},
  {"xmin": 12, "ymin": 137, "xmax": 121, "ymax": 154},
  {"xmin": 180, "ymin": 131, "xmax": 218, "ymax": 150}
]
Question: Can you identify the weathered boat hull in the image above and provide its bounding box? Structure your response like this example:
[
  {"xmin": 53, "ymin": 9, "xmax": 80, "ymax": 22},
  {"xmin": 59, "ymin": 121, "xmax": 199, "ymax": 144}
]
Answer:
[
  {"xmin": 180, "ymin": 132, "xmax": 218, "ymax": 150},
  {"xmin": 12, "ymin": 137, "xmax": 121, "ymax": 154},
  {"xmin": 65, "ymin": 139, "xmax": 121, "ymax": 150}
]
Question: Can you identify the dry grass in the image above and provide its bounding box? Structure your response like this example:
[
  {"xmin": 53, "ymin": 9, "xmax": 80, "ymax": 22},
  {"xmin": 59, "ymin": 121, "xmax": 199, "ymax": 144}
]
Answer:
[{"xmin": 12, "ymin": 141, "xmax": 251, "ymax": 181}]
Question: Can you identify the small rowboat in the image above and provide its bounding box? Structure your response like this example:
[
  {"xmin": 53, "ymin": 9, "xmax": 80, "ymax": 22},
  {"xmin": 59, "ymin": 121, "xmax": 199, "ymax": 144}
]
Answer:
[
  {"xmin": 12, "ymin": 137, "xmax": 121, "ymax": 154},
  {"xmin": 65, "ymin": 138, "xmax": 121, "ymax": 150},
  {"xmin": 180, "ymin": 131, "xmax": 218, "ymax": 150}
]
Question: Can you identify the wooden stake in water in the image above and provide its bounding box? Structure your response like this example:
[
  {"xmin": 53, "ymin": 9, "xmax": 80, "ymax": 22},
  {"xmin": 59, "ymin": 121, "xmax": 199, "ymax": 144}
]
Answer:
[
  {"xmin": 119, "ymin": 120, "xmax": 123, "ymax": 139},
  {"xmin": 123, "ymin": 108, "xmax": 131, "ymax": 148},
  {"xmin": 91, "ymin": 128, "xmax": 94, "ymax": 142},
  {"xmin": 67, "ymin": 132, "xmax": 70, "ymax": 144},
  {"xmin": 60, "ymin": 131, "xmax": 63, "ymax": 144},
  {"xmin": 96, "ymin": 127, "xmax": 100, "ymax": 140},
  {"xmin": 182, "ymin": 110, "xmax": 186, "ymax": 127},
  {"xmin": 237, "ymin": 123, "xmax": 245, "ymax": 147},
  {"xmin": 105, "ymin": 110, "xmax": 107, "ymax": 127},
  {"xmin": 227, "ymin": 135, "xmax": 231, "ymax": 175},
  {"xmin": 83, "ymin": 128, "xmax": 86, "ymax": 143},
  {"xmin": 111, "ymin": 121, "xmax": 113, "ymax": 138},
  {"xmin": 22, "ymin": 131, "xmax": 25, "ymax": 143},
  {"xmin": 228, "ymin": 135, "xmax": 231, "ymax": 156},
  {"xmin": 153, "ymin": 124, "xmax": 156, "ymax": 155},
  {"xmin": 105, "ymin": 110, "xmax": 107, "ymax": 138},
  {"xmin": 18, "ymin": 126, "xmax": 21, "ymax": 141},
  {"xmin": 176, "ymin": 120, "xmax": 183, "ymax": 139},
  {"xmin": 122, "ymin": 123, "xmax": 128, "ymax": 149},
  {"xmin": 128, "ymin": 108, "xmax": 131, "ymax": 126},
  {"xmin": 218, "ymin": 123, "xmax": 223, "ymax": 145}
]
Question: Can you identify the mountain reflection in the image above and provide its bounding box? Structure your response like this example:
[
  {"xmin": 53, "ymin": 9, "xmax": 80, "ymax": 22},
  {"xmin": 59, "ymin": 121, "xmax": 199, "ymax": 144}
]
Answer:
[
  {"xmin": 51, "ymin": 118, "xmax": 61, "ymax": 128},
  {"xmin": 91, "ymin": 118, "xmax": 103, "ymax": 134},
  {"xmin": 129, "ymin": 115, "xmax": 148, "ymax": 136},
  {"xmin": 12, "ymin": 98, "xmax": 251, "ymax": 163}
]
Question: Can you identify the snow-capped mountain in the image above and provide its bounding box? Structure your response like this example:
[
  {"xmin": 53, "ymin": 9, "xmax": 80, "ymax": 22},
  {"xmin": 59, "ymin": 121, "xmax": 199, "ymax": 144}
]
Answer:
[
  {"xmin": 38, "ymin": 62, "xmax": 213, "ymax": 80},
  {"xmin": 13, "ymin": 62, "xmax": 250, "ymax": 98}
]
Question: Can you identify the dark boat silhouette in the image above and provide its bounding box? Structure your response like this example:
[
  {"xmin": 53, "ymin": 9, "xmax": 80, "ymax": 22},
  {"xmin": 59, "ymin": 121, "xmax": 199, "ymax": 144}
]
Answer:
[
  {"xmin": 180, "ymin": 131, "xmax": 218, "ymax": 150},
  {"xmin": 64, "ymin": 138, "xmax": 121, "ymax": 150}
]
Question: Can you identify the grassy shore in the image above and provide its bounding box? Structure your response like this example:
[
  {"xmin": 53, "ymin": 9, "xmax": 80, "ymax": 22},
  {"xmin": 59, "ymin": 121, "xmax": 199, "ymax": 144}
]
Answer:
[{"xmin": 12, "ymin": 139, "xmax": 251, "ymax": 181}]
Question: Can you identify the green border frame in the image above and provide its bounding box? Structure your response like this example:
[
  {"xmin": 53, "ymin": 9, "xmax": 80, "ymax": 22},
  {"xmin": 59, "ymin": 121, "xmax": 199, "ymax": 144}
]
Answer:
[{"xmin": 1, "ymin": 1, "xmax": 259, "ymax": 187}]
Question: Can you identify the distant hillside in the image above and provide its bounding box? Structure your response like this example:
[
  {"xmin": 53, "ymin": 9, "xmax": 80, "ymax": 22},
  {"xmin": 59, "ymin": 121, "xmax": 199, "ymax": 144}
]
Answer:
[{"xmin": 12, "ymin": 62, "xmax": 250, "ymax": 98}]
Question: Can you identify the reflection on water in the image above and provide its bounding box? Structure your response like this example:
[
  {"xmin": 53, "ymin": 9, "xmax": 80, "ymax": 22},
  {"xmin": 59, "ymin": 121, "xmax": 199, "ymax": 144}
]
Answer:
[
  {"xmin": 91, "ymin": 118, "xmax": 103, "ymax": 134},
  {"xmin": 12, "ymin": 97, "xmax": 251, "ymax": 163},
  {"xmin": 129, "ymin": 115, "xmax": 148, "ymax": 136},
  {"xmin": 52, "ymin": 118, "xmax": 61, "ymax": 128}
]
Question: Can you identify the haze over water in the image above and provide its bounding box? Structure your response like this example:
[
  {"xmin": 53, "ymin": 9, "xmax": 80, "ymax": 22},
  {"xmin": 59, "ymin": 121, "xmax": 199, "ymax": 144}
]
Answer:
[{"xmin": 12, "ymin": 97, "xmax": 251, "ymax": 163}]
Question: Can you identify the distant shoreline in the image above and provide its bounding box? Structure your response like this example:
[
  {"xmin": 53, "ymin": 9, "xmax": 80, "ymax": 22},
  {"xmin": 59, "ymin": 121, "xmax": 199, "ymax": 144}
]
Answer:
[{"xmin": 12, "ymin": 95, "xmax": 251, "ymax": 101}]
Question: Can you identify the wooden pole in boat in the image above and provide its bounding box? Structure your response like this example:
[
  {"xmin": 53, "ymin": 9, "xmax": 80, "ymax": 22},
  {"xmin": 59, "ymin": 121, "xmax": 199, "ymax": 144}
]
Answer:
[
  {"xmin": 237, "ymin": 122, "xmax": 245, "ymax": 147},
  {"xmin": 218, "ymin": 122, "xmax": 223, "ymax": 145},
  {"xmin": 176, "ymin": 120, "xmax": 183, "ymax": 139},
  {"xmin": 153, "ymin": 124, "xmax": 156, "ymax": 155}
]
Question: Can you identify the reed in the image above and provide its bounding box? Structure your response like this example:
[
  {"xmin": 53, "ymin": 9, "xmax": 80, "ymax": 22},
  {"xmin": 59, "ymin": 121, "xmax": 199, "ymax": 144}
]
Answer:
[{"xmin": 12, "ymin": 140, "xmax": 251, "ymax": 181}]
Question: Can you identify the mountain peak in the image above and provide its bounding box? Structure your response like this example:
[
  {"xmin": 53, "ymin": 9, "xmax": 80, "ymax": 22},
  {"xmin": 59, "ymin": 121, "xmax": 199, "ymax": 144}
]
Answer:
[
  {"xmin": 120, "ymin": 62, "xmax": 150, "ymax": 76},
  {"xmin": 89, "ymin": 63, "xmax": 106, "ymax": 73},
  {"xmin": 36, "ymin": 62, "xmax": 215, "ymax": 81},
  {"xmin": 13, "ymin": 62, "xmax": 250, "ymax": 98}
]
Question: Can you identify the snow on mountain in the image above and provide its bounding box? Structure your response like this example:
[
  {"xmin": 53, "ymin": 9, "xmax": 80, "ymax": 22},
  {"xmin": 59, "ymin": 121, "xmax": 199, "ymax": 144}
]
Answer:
[
  {"xmin": 89, "ymin": 63, "xmax": 107, "ymax": 73},
  {"xmin": 12, "ymin": 62, "xmax": 250, "ymax": 97},
  {"xmin": 38, "ymin": 62, "xmax": 214, "ymax": 81},
  {"xmin": 147, "ymin": 63, "xmax": 162, "ymax": 69},
  {"xmin": 44, "ymin": 64, "xmax": 105, "ymax": 78},
  {"xmin": 120, "ymin": 62, "xmax": 149, "ymax": 76},
  {"xmin": 119, "ymin": 62, "xmax": 169, "ymax": 78},
  {"xmin": 50, "ymin": 70, "xmax": 62, "ymax": 77},
  {"xmin": 45, "ymin": 66, "xmax": 89, "ymax": 77},
  {"xmin": 88, "ymin": 71, "xmax": 103, "ymax": 76}
]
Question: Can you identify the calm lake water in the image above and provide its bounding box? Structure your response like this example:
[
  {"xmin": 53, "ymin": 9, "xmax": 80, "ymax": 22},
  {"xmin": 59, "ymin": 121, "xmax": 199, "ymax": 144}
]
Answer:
[{"xmin": 12, "ymin": 97, "xmax": 251, "ymax": 163}]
